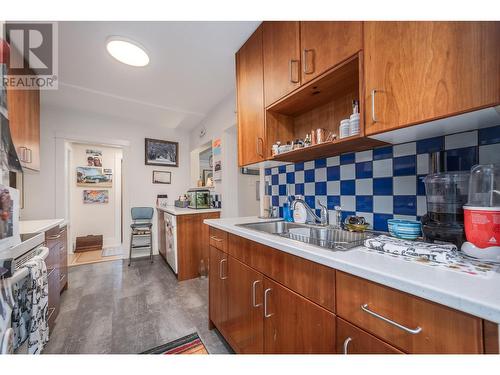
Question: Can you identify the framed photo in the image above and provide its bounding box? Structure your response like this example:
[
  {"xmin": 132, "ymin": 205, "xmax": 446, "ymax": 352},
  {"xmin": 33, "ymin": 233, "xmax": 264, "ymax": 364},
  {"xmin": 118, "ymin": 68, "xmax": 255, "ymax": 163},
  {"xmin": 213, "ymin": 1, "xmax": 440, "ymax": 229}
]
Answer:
[
  {"xmin": 202, "ymin": 169, "xmax": 213, "ymax": 186},
  {"xmin": 76, "ymin": 166, "xmax": 112, "ymax": 187},
  {"xmin": 86, "ymin": 149, "xmax": 102, "ymax": 167},
  {"xmin": 145, "ymin": 138, "xmax": 178, "ymax": 167},
  {"xmin": 83, "ymin": 190, "xmax": 109, "ymax": 204},
  {"xmin": 152, "ymin": 170, "xmax": 172, "ymax": 184}
]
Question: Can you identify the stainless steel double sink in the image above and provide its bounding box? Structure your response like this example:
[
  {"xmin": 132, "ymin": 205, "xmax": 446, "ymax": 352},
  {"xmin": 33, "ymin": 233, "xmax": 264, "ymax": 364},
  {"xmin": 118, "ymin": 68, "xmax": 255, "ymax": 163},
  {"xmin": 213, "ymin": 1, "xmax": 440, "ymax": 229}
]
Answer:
[{"xmin": 236, "ymin": 220, "xmax": 372, "ymax": 251}]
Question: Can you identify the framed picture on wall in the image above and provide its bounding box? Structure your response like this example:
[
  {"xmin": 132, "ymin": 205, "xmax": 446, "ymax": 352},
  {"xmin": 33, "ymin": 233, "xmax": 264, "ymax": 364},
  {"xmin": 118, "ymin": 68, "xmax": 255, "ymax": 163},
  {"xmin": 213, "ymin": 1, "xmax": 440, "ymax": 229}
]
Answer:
[
  {"xmin": 83, "ymin": 190, "xmax": 109, "ymax": 204},
  {"xmin": 145, "ymin": 138, "xmax": 178, "ymax": 167},
  {"xmin": 152, "ymin": 170, "xmax": 172, "ymax": 184},
  {"xmin": 76, "ymin": 166, "xmax": 112, "ymax": 187}
]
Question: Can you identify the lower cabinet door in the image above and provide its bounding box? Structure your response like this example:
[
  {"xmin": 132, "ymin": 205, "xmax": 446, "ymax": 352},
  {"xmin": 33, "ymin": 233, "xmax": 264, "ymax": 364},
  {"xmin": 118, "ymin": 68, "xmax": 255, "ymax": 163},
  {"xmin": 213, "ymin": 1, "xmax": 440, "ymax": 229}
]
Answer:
[
  {"xmin": 209, "ymin": 246, "xmax": 228, "ymax": 332},
  {"xmin": 226, "ymin": 256, "xmax": 264, "ymax": 353},
  {"xmin": 263, "ymin": 277, "xmax": 336, "ymax": 354},
  {"xmin": 336, "ymin": 317, "xmax": 403, "ymax": 354}
]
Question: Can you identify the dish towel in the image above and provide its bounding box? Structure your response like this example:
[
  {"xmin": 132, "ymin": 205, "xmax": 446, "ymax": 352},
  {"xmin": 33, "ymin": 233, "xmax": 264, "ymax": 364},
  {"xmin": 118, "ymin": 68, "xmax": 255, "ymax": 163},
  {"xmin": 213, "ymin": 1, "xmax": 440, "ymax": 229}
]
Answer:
[
  {"xmin": 0, "ymin": 278, "xmax": 15, "ymax": 353},
  {"xmin": 11, "ymin": 257, "xmax": 49, "ymax": 354},
  {"xmin": 364, "ymin": 235, "xmax": 459, "ymax": 263}
]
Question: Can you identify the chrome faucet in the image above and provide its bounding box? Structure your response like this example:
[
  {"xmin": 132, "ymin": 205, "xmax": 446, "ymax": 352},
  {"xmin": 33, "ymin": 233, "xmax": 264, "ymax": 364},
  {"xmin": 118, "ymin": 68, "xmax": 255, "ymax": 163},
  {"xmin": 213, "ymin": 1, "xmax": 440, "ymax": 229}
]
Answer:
[
  {"xmin": 333, "ymin": 205, "xmax": 343, "ymax": 229},
  {"xmin": 291, "ymin": 198, "xmax": 329, "ymax": 226}
]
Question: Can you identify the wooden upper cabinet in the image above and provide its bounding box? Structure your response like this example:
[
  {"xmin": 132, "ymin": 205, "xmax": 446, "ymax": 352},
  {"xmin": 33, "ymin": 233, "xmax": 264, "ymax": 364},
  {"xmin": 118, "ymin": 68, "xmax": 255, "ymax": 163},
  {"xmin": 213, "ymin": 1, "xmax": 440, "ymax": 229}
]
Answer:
[
  {"xmin": 364, "ymin": 21, "xmax": 500, "ymax": 135},
  {"xmin": 263, "ymin": 21, "xmax": 301, "ymax": 107},
  {"xmin": 6, "ymin": 86, "xmax": 41, "ymax": 171},
  {"xmin": 236, "ymin": 25, "xmax": 266, "ymax": 166},
  {"xmin": 300, "ymin": 21, "xmax": 362, "ymax": 83}
]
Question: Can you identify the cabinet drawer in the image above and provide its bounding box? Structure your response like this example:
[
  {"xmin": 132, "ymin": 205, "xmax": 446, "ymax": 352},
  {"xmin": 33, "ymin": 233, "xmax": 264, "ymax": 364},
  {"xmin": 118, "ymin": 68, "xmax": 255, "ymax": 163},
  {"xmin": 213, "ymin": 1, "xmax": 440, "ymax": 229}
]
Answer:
[
  {"xmin": 228, "ymin": 234, "xmax": 335, "ymax": 312},
  {"xmin": 336, "ymin": 317, "xmax": 403, "ymax": 354},
  {"xmin": 209, "ymin": 227, "xmax": 228, "ymax": 253},
  {"xmin": 336, "ymin": 272, "xmax": 483, "ymax": 353}
]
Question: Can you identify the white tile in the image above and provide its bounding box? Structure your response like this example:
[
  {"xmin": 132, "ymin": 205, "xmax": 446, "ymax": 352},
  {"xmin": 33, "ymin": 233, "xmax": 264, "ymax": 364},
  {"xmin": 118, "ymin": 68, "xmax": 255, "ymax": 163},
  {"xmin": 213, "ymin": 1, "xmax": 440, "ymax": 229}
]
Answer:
[
  {"xmin": 327, "ymin": 181, "xmax": 340, "ymax": 195},
  {"xmin": 355, "ymin": 178, "xmax": 373, "ymax": 195},
  {"xmin": 373, "ymin": 159, "xmax": 393, "ymax": 178},
  {"xmin": 356, "ymin": 212, "xmax": 373, "ymax": 229},
  {"xmin": 340, "ymin": 164, "xmax": 355, "ymax": 180},
  {"xmin": 265, "ymin": 175, "xmax": 271, "ymax": 183},
  {"xmin": 295, "ymin": 170, "xmax": 304, "ymax": 183},
  {"xmin": 479, "ymin": 143, "xmax": 500, "ymax": 165},
  {"xmin": 393, "ymin": 214, "xmax": 418, "ymax": 222},
  {"xmin": 304, "ymin": 160, "xmax": 315, "ymax": 170},
  {"xmin": 445, "ymin": 130, "xmax": 478, "ymax": 150},
  {"xmin": 279, "ymin": 195, "xmax": 288, "ymax": 205},
  {"xmin": 317, "ymin": 195, "xmax": 327, "ymax": 208},
  {"xmin": 417, "ymin": 153, "xmax": 429, "ymax": 175},
  {"xmin": 326, "ymin": 156, "xmax": 340, "ymax": 166},
  {"xmin": 315, "ymin": 167, "xmax": 327, "ymax": 182},
  {"xmin": 340, "ymin": 196, "xmax": 356, "ymax": 212},
  {"xmin": 417, "ymin": 196, "xmax": 427, "ymax": 216},
  {"xmin": 355, "ymin": 150, "xmax": 373, "ymax": 163},
  {"xmin": 271, "ymin": 167, "xmax": 279, "ymax": 175},
  {"xmin": 373, "ymin": 196, "xmax": 393, "ymax": 214},
  {"xmin": 271, "ymin": 185, "xmax": 278, "ymax": 195},
  {"xmin": 278, "ymin": 173, "xmax": 286, "ymax": 185},
  {"xmin": 286, "ymin": 164, "xmax": 295, "ymax": 173},
  {"xmin": 288, "ymin": 184, "xmax": 295, "ymax": 196},
  {"xmin": 393, "ymin": 142, "xmax": 416, "ymax": 157},
  {"xmin": 304, "ymin": 182, "xmax": 315, "ymax": 195},
  {"xmin": 393, "ymin": 176, "xmax": 416, "ymax": 195}
]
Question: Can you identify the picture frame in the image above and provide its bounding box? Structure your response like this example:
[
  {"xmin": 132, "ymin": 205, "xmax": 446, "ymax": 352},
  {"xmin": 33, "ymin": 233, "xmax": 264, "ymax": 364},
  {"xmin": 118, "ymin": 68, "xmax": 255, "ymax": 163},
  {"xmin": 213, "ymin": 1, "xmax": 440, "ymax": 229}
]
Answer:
[
  {"xmin": 152, "ymin": 170, "xmax": 172, "ymax": 184},
  {"xmin": 145, "ymin": 138, "xmax": 179, "ymax": 167},
  {"xmin": 202, "ymin": 169, "xmax": 213, "ymax": 186},
  {"xmin": 83, "ymin": 190, "xmax": 109, "ymax": 204},
  {"xmin": 76, "ymin": 166, "xmax": 112, "ymax": 187}
]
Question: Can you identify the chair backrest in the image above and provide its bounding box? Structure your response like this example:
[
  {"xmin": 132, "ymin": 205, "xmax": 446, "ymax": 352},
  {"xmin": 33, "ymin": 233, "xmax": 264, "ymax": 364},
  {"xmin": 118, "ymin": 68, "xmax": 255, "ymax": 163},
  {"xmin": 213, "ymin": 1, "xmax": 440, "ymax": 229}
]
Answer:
[{"xmin": 131, "ymin": 207, "xmax": 154, "ymax": 221}]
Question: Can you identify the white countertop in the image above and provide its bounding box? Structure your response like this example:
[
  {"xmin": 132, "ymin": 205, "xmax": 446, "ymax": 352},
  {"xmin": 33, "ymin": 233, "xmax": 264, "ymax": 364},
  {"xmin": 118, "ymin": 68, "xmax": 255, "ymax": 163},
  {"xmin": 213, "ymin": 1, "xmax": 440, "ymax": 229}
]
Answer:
[
  {"xmin": 157, "ymin": 205, "xmax": 221, "ymax": 216},
  {"xmin": 204, "ymin": 216, "xmax": 500, "ymax": 324},
  {"xmin": 20, "ymin": 219, "xmax": 65, "ymax": 234}
]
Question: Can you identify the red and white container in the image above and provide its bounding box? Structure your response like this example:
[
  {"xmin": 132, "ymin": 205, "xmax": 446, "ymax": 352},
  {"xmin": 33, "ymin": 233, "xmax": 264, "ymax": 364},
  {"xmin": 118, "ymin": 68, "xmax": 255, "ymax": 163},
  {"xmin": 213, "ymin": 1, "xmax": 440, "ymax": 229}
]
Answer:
[{"xmin": 462, "ymin": 164, "xmax": 500, "ymax": 261}]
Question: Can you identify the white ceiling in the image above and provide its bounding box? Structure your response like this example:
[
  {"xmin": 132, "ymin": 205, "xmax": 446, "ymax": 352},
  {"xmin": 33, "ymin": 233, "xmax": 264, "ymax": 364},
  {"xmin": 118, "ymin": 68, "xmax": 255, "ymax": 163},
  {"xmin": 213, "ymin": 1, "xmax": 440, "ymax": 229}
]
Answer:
[{"xmin": 41, "ymin": 21, "xmax": 260, "ymax": 129}]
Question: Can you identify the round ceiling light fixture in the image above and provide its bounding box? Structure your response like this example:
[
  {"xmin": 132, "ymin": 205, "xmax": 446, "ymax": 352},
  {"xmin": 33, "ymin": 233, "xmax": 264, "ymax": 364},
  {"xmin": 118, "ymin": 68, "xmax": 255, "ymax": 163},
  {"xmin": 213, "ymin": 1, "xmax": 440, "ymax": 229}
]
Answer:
[{"xmin": 106, "ymin": 37, "xmax": 150, "ymax": 67}]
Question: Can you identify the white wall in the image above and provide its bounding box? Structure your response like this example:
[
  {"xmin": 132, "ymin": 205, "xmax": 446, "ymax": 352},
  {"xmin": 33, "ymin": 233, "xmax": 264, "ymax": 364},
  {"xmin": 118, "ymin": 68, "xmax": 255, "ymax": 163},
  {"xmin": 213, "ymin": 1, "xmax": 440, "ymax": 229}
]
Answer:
[
  {"xmin": 69, "ymin": 143, "xmax": 122, "ymax": 250},
  {"xmin": 22, "ymin": 105, "xmax": 191, "ymax": 257}
]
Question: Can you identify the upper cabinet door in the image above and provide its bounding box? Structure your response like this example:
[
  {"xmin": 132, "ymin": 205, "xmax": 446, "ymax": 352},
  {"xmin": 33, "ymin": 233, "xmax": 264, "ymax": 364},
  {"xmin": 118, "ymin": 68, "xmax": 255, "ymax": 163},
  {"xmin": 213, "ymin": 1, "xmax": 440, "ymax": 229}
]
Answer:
[
  {"xmin": 236, "ymin": 25, "xmax": 266, "ymax": 167},
  {"xmin": 263, "ymin": 21, "xmax": 300, "ymax": 107},
  {"xmin": 300, "ymin": 21, "xmax": 362, "ymax": 83},
  {"xmin": 364, "ymin": 21, "xmax": 500, "ymax": 135}
]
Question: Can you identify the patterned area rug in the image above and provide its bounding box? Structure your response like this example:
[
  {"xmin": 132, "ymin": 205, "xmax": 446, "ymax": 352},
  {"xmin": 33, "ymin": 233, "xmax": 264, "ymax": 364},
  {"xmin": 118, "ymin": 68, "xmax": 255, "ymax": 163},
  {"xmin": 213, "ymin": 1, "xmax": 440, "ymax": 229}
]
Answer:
[{"xmin": 141, "ymin": 333, "xmax": 208, "ymax": 354}]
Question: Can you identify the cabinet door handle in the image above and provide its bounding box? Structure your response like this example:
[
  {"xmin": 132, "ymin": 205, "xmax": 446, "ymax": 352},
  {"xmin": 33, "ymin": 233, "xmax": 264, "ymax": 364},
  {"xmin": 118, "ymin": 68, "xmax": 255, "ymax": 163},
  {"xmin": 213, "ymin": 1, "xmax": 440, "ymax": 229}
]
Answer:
[
  {"xmin": 18, "ymin": 147, "xmax": 27, "ymax": 162},
  {"xmin": 252, "ymin": 280, "xmax": 262, "ymax": 307},
  {"xmin": 343, "ymin": 337, "xmax": 352, "ymax": 354},
  {"xmin": 47, "ymin": 234, "xmax": 62, "ymax": 240},
  {"xmin": 302, "ymin": 49, "xmax": 314, "ymax": 74},
  {"xmin": 371, "ymin": 89, "xmax": 378, "ymax": 123},
  {"xmin": 25, "ymin": 148, "xmax": 32, "ymax": 163},
  {"xmin": 256, "ymin": 137, "xmax": 264, "ymax": 158},
  {"xmin": 219, "ymin": 258, "xmax": 227, "ymax": 280},
  {"xmin": 289, "ymin": 59, "xmax": 300, "ymax": 83},
  {"xmin": 361, "ymin": 304, "xmax": 422, "ymax": 334},
  {"xmin": 264, "ymin": 288, "xmax": 273, "ymax": 318},
  {"xmin": 210, "ymin": 236, "xmax": 222, "ymax": 242}
]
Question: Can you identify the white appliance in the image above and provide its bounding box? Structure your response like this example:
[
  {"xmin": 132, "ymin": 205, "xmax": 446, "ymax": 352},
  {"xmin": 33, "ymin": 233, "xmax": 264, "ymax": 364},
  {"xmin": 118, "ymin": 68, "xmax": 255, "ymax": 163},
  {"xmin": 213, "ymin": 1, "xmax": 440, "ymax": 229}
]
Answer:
[{"xmin": 164, "ymin": 212, "xmax": 178, "ymax": 274}]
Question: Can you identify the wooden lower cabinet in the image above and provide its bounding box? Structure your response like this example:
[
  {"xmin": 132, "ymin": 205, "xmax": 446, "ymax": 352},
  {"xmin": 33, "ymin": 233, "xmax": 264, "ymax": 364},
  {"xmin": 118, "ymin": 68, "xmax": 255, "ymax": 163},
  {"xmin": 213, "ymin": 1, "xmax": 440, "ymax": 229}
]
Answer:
[
  {"xmin": 209, "ymin": 246, "xmax": 228, "ymax": 332},
  {"xmin": 336, "ymin": 317, "xmax": 402, "ymax": 354},
  {"xmin": 263, "ymin": 277, "xmax": 336, "ymax": 354}
]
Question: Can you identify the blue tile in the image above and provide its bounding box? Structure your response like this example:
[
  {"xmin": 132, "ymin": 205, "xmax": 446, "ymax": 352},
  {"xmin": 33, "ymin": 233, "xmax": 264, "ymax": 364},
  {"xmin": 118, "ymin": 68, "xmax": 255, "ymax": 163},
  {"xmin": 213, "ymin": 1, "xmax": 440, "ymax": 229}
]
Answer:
[
  {"xmin": 355, "ymin": 161, "xmax": 373, "ymax": 179},
  {"xmin": 373, "ymin": 177, "xmax": 393, "ymax": 195},
  {"xmin": 315, "ymin": 158, "xmax": 327, "ymax": 168},
  {"xmin": 340, "ymin": 152, "xmax": 355, "ymax": 165},
  {"xmin": 267, "ymin": 186, "xmax": 272, "ymax": 195},
  {"xmin": 327, "ymin": 166, "xmax": 340, "ymax": 181},
  {"xmin": 478, "ymin": 125, "xmax": 500, "ymax": 146},
  {"xmin": 271, "ymin": 174, "xmax": 279, "ymax": 185},
  {"xmin": 278, "ymin": 165, "xmax": 286, "ymax": 173},
  {"xmin": 295, "ymin": 183, "xmax": 304, "ymax": 195},
  {"xmin": 445, "ymin": 146, "xmax": 478, "ymax": 171},
  {"xmin": 286, "ymin": 172, "xmax": 295, "ymax": 184},
  {"xmin": 279, "ymin": 185, "xmax": 287, "ymax": 196},
  {"xmin": 341, "ymin": 180, "xmax": 356, "ymax": 195},
  {"xmin": 417, "ymin": 136, "xmax": 444, "ymax": 154},
  {"xmin": 265, "ymin": 168, "xmax": 272, "ymax": 176},
  {"xmin": 393, "ymin": 155, "xmax": 416, "ymax": 176},
  {"xmin": 417, "ymin": 175, "xmax": 426, "ymax": 196},
  {"xmin": 304, "ymin": 169, "xmax": 315, "ymax": 183},
  {"xmin": 295, "ymin": 162, "xmax": 304, "ymax": 171},
  {"xmin": 341, "ymin": 211, "xmax": 356, "ymax": 222},
  {"xmin": 327, "ymin": 195, "xmax": 340, "ymax": 210},
  {"xmin": 374, "ymin": 213, "xmax": 393, "ymax": 232},
  {"xmin": 315, "ymin": 182, "xmax": 327, "ymax": 195},
  {"xmin": 305, "ymin": 195, "xmax": 316, "ymax": 209},
  {"xmin": 373, "ymin": 146, "xmax": 393, "ymax": 160},
  {"xmin": 272, "ymin": 196, "xmax": 279, "ymax": 206},
  {"xmin": 356, "ymin": 196, "xmax": 373, "ymax": 212},
  {"xmin": 315, "ymin": 209, "xmax": 322, "ymax": 217},
  {"xmin": 278, "ymin": 207, "xmax": 283, "ymax": 217},
  {"xmin": 393, "ymin": 196, "xmax": 417, "ymax": 215}
]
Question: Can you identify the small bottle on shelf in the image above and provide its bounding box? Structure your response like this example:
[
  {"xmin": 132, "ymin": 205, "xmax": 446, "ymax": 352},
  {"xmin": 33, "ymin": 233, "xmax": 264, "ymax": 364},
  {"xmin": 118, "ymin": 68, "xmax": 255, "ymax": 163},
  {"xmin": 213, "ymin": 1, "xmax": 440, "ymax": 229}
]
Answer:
[{"xmin": 349, "ymin": 99, "xmax": 360, "ymax": 136}]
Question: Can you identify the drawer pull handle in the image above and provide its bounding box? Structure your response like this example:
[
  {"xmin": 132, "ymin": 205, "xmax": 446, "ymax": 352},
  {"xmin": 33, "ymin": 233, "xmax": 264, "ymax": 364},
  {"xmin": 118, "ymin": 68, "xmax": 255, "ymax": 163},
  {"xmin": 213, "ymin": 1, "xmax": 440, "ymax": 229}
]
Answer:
[
  {"xmin": 47, "ymin": 234, "xmax": 62, "ymax": 240},
  {"xmin": 343, "ymin": 337, "xmax": 352, "ymax": 354},
  {"xmin": 264, "ymin": 288, "xmax": 273, "ymax": 318},
  {"xmin": 210, "ymin": 236, "xmax": 223, "ymax": 242},
  {"xmin": 252, "ymin": 280, "xmax": 262, "ymax": 308},
  {"xmin": 219, "ymin": 258, "xmax": 227, "ymax": 280},
  {"xmin": 361, "ymin": 304, "xmax": 422, "ymax": 334}
]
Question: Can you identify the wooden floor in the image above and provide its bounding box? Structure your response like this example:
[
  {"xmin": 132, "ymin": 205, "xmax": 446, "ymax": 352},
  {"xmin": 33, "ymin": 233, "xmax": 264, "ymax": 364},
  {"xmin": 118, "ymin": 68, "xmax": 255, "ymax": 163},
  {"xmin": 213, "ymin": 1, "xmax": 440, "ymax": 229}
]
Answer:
[{"xmin": 68, "ymin": 250, "xmax": 122, "ymax": 267}]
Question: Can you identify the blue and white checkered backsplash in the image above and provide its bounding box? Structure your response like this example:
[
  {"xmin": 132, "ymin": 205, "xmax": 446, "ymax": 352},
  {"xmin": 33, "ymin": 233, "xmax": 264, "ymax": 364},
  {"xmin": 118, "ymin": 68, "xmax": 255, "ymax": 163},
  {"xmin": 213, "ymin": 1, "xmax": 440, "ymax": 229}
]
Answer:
[{"xmin": 265, "ymin": 124, "xmax": 500, "ymax": 232}]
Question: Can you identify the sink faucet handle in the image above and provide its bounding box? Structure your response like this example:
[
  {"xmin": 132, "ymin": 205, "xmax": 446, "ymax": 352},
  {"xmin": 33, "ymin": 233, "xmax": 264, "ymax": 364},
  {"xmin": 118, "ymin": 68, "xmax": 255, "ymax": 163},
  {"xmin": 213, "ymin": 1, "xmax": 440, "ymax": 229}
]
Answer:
[
  {"xmin": 334, "ymin": 205, "xmax": 342, "ymax": 211},
  {"xmin": 317, "ymin": 199, "xmax": 327, "ymax": 209}
]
